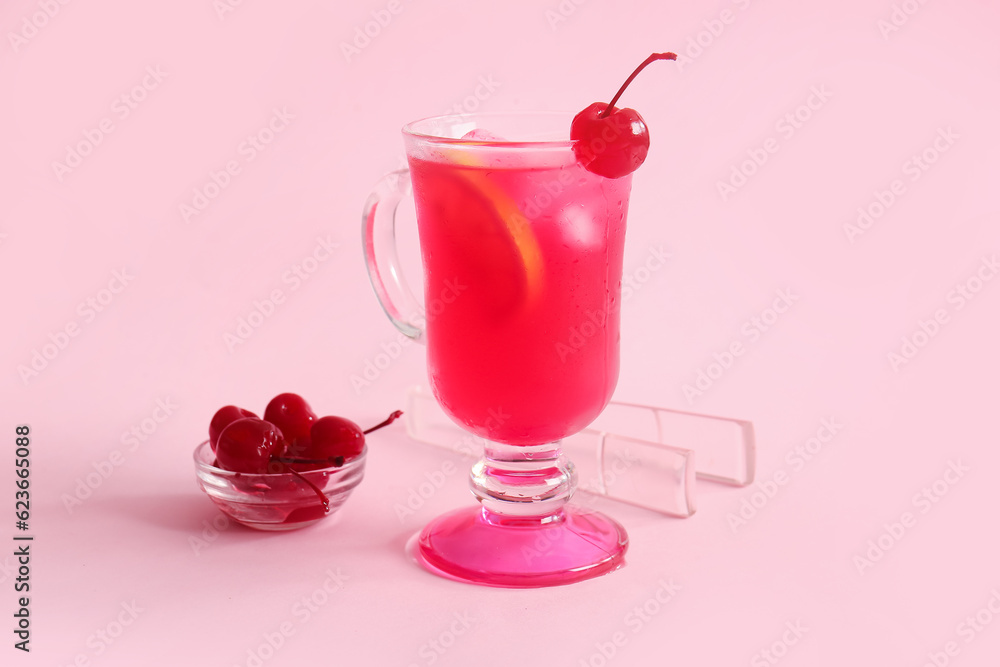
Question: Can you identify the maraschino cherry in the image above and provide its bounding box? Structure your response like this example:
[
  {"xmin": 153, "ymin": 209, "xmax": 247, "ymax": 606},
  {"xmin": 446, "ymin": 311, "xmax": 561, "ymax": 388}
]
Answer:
[
  {"xmin": 282, "ymin": 410, "xmax": 404, "ymax": 472},
  {"xmin": 571, "ymin": 52, "xmax": 676, "ymax": 179},
  {"xmin": 316, "ymin": 411, "xmax": 401, "ymax": 464},
  {"xmin": 212, "ymin": 394, "xmax": 402, "ymax": 473},
  {"xmin": 214, "ymin": 415, "xmax": 330, "ymax": 511},
  {"xmin": 264, "ymin": 393, "xmax": 317, "ymax": 456},
  {"xmin": 210, "ymin": 394, "xmax": 404, "ymax": 517},
  {"xmin": 209, "ymin": 405, "xmax": 258, "ymax": 452},
  {"xmin": 215, "ymin": 417, "xmax": 285, "ymax": 474}
]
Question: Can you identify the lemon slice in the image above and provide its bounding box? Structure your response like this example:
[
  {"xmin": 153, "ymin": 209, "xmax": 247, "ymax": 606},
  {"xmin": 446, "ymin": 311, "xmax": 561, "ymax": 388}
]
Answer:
[
  {"xmin": 443, "ymin": 136, "xmax": 544, "ymax": 306},
  {"xmin": 412, "ymin": 164, "xmax": 529, "ymax": 318}
]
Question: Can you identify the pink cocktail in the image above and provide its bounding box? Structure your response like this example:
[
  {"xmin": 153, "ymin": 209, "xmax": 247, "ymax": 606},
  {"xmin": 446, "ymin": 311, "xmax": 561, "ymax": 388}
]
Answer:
[
  {"xmin": 365, "ymin": 112, "xmax": 631, "ymax": 587},
  {"xmin": 410, "ymin": 151, "xmax": 629, "ymax": 445}
]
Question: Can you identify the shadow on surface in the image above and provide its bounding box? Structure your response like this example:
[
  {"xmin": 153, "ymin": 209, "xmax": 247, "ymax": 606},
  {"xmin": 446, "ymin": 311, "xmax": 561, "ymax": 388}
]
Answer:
[{"xmin": 110, "ymin": 491, "xmax": 260, "ymax": 535}]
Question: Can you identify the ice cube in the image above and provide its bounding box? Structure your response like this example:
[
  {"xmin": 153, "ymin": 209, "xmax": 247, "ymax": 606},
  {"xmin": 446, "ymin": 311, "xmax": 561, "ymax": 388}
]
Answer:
[{"xmin": 461, "ymin": 129, "xmax": 507, "ymax": 142}]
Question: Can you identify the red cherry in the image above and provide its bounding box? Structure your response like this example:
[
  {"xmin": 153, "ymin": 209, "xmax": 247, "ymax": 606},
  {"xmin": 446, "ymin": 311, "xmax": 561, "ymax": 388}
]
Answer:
[
  {"xmin": 275, "ymin": 410, "xmax": 404, "ymax": 472},
  {"xmin": 571, "ymin": 52, "xmax": 676, "ymax": 179},
  {"xmin": 210, "ymin": 411, "xmax": 333, "ymax": 515},
  {"xmin": 311, "ymin": 416, "xmax": 366, "ymax": 463},
  {"xmin": 209, "ymin": 405, "xmax": 258, "ymax": 452},
  {"xmin": 311, "ymin": 410, "xmax": 404, "ymax": 462},
  {"xmin": 571, "ymin": 103, "xmax": 649, "ymax": 179},
  {"xmin": 263, "ymin": 393, "xmax": 317, "ymax": 456},
  {"xmin": 215, "ymin": 418, "xmax": 286, "ymax": 474}
]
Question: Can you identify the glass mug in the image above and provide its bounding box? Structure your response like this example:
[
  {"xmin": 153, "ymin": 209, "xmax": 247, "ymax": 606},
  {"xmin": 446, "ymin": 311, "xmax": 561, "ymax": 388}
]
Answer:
[{"xmin": 363, "ymin": 112, "xmax": 632, "ymax": 587}]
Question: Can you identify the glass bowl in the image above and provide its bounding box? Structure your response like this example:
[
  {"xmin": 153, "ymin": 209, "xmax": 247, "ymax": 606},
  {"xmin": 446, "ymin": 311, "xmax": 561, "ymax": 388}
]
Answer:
[{"xmin": 193, "ymin": 440, "xmax": 366, "ymax": 531}]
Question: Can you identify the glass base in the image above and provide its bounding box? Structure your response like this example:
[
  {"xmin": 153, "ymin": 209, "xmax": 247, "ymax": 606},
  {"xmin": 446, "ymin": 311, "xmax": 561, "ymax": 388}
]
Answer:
[{"xmin": 410, "ymin": 505, "xmax": 628, "ymax": 588}]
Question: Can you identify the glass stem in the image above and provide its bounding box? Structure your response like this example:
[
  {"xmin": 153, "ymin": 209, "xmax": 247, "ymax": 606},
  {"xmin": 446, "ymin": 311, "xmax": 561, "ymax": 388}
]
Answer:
[{"xmin": 469, "ymin": 442, "xmax": 577, "ymax": 519}]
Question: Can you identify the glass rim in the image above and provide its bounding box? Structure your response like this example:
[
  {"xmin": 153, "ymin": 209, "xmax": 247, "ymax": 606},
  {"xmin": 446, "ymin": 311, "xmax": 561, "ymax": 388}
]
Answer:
[{"xmin": 402, "ymin": 111, "xmax": 578, "ymax": 148}]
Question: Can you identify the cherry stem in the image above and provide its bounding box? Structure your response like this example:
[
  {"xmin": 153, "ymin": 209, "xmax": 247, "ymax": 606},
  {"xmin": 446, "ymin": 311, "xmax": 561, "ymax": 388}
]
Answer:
[
  {"xmin": 286, "ymin": 467, "xmax": 330, "ymax": 512},
  {"xmin": 599, "ymin": 52, "xmax": 677, "ymax": 119},
  {"xmin": 363, "ymin": 410, "xmax": 404, "ymax": 435},
  {"xmin": 275, "ymin": 455, "xmax": 345, "ymax": 467}
]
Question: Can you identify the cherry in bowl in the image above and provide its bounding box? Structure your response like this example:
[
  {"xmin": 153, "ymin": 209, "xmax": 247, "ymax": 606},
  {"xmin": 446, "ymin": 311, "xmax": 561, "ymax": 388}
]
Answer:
[
  {"xmin": 197, "ymin": 396, "xmax": 402, "ymax": 530},
  {"xmin": 193, "ymin": 440, "xmax": 366, "ymax": 531}
]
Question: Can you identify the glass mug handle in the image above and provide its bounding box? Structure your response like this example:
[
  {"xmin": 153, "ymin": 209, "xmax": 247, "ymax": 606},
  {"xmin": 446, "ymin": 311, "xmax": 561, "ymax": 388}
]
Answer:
[{"xmin": 362, "ymin": 168, "xmax": 425, "ymax": 343}]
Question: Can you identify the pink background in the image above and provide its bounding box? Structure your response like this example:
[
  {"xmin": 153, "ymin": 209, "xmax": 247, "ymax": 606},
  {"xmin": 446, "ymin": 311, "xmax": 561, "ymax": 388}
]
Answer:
[{"xmin": 2, "ymin": 0, "xmax": 999, "ymax": 665}]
